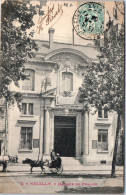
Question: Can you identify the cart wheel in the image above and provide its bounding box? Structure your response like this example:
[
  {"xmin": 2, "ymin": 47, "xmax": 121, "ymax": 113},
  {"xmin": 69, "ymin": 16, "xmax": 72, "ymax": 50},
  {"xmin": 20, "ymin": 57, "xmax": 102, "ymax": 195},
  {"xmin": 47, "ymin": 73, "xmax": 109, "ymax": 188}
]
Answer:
[
  {"xmin": 50, "ymin": 168, "xmax": 57, "ymax": 174},
  {"xmin": 56, "ymin": 165, "xmax": 63, "ymax": 175}
]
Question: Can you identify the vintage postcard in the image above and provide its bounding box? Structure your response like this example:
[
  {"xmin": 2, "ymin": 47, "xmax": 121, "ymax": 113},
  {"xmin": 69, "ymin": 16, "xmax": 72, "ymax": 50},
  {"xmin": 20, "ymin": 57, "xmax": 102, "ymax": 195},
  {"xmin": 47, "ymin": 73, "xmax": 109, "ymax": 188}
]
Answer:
[{"xmin": 0, "ymin": 0, "xmax": 124, "ymax": 194}]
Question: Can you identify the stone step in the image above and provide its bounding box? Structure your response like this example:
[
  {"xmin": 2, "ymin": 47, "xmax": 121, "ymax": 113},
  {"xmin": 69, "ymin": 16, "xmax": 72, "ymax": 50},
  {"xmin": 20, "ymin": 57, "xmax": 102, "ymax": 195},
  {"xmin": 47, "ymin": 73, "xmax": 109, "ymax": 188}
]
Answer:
[{"xmin": 61, "ymin": 157, "xmax": 83, "ymax": 166}]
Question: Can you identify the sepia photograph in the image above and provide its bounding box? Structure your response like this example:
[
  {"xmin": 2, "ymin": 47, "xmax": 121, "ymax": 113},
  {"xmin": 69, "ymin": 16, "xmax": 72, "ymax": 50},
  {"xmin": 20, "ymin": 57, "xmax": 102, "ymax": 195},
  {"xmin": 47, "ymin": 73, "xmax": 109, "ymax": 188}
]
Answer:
[{"xmin": 0, "ymin": 0, "xmax": 125, "ymax": 194}]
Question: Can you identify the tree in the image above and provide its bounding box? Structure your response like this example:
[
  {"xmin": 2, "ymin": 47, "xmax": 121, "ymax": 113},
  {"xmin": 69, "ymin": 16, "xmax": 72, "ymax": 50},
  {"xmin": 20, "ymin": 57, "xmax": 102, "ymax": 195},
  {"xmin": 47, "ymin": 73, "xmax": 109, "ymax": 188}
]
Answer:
[
  {"xmin": 79, "ymin": 25, "xmax": 124, "ymax": 177},
  {"xmin": 1, "ymin": 0, "xmax": 44, "ymax": 107}
]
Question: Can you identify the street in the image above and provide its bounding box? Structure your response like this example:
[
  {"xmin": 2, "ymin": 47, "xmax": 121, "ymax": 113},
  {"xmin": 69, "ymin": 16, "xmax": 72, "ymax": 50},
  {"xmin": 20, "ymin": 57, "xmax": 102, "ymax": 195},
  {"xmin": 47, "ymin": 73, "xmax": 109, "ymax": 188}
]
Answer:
[{"xmin": 0, "ymin": 165, "xmax": 124, "ymax": 194}]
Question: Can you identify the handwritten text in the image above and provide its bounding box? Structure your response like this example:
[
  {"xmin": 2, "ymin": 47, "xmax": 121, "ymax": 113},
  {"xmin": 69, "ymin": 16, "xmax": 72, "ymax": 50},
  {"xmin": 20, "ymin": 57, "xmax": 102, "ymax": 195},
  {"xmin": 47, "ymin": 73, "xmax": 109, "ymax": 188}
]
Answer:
[{"xmin": 37, "ymin": 4, "xmax": 63, "ymax": 34}]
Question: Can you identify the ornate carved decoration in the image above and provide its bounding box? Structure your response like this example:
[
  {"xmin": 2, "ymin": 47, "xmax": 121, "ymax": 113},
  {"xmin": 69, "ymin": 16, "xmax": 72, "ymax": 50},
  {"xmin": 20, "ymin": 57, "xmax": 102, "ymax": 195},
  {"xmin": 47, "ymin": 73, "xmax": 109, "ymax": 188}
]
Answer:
[
  {"xmin": 47, "ymin": 52, "xmax": 86, "ymax": 74},
  {"xmin": 60, "ymin": 91, "xmax": 74, "ymax": 97}
]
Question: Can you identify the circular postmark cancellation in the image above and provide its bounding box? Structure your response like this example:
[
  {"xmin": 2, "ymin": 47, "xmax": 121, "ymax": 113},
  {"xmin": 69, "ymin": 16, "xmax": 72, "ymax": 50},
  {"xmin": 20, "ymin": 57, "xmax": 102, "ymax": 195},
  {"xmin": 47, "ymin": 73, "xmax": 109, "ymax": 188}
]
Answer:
[{"xmin": 73, "ymin": 2, "xmax": 104, "ymax": 40}]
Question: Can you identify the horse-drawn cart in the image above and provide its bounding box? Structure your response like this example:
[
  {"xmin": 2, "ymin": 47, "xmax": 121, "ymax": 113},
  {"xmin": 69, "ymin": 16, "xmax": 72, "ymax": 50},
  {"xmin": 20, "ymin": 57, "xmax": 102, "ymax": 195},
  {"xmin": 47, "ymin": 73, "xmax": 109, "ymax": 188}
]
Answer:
[
  {"xmin": 22, "ymin": 158, "xmax": 63, "ymax": 175},
  {"xmin": 49, "ymin": 164, "xmax": 63, "ymax": 175}
]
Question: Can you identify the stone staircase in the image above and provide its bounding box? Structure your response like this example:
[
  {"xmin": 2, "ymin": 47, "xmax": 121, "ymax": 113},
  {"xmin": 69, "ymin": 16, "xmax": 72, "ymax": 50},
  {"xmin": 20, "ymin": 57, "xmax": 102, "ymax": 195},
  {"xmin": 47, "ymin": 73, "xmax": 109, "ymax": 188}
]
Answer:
[{"xmin": 61, "ymin": 157, "xmax": 84, "ymax": 171}]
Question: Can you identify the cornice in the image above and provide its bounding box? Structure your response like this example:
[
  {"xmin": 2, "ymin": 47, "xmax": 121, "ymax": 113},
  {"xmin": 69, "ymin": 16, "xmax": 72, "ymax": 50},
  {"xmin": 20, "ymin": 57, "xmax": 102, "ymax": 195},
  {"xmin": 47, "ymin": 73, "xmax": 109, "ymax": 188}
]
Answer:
[{"xmin": 44, "ymin": 48, "xmax": 93, "ymax": 65}]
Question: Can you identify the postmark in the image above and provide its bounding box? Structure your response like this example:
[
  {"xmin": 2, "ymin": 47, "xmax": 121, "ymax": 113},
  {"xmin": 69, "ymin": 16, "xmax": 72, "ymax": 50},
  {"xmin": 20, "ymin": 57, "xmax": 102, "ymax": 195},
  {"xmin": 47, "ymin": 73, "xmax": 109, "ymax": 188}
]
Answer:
[{"xmin": 73, "ymin": 2, "xmax": 104, "ymax": 40}]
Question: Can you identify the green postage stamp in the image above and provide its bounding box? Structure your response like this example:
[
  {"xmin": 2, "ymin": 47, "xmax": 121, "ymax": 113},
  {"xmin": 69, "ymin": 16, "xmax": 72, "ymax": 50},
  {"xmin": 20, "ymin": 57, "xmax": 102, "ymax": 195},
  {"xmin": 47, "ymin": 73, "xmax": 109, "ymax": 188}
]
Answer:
[{"xmin": 73, "ymin": 2, "xmax": 104, "ymax": 39}]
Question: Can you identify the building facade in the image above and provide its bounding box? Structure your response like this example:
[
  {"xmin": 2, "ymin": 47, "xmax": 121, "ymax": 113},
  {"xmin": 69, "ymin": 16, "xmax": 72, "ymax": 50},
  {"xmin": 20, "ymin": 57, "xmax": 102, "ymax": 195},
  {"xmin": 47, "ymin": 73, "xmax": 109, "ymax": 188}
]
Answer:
[{"xmin": 7, "ymin": 28, "xmax": 118, "ymax": 165}]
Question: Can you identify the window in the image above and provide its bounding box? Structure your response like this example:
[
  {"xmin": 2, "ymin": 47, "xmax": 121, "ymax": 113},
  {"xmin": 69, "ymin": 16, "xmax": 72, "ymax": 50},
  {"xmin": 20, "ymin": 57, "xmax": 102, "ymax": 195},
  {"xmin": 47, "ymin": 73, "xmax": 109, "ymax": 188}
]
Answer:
[
  {"xmin": 22, "ymin": 103, "xmax": 33, "ymax": 115},
  {"xmin": 98, "ymin": 107, "xmax": 102, "ymax": 118},
  {"xmin": 0, "ymin": 107, "xmax": 4, "ymax": 118},
  {"xmin": 22, "ymin": 69, "xmax": 35, "ymax": 91},
  {"xmin": 20, "ymin": 127, "xmax": 32, "ymax": 150},
  {"xmin": 22, "ymin": 103, "xmax": 27, "ymax": 115},
  {"xmin": 98, "ymin": 130, "xmax": 108, "ymax": 151},
  {"xmin": 28, "ymin": 103, "xmax": 33, "ymax": 115},
  {"xmin": 104, "ymin": 108, "xmax": 108, "ymax": 118},
  {"xmin": 98, "ymin": 107, "xmax": 108, "ymax": 118},
  {"xmin": 62, "ymin": 72, "xmax": 73, "ymax": 91}
]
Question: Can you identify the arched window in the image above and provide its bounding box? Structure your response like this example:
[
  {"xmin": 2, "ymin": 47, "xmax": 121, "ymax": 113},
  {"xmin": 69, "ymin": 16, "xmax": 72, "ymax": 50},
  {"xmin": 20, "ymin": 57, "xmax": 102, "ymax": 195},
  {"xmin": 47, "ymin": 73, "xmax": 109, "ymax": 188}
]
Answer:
[
  {"xmin": 22, "ymin": 69, "xmax": 35, "ymax": 91},
  {"xmin": 62, "ymin": 72, "xmax": 73, "ymax": 91}
]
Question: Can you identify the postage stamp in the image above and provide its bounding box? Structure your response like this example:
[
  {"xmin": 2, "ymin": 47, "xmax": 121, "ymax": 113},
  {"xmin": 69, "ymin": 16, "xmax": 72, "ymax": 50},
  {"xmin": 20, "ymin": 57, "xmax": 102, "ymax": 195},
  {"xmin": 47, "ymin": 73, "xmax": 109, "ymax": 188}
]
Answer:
[{"xmin": 73, "ymin": 2, "xmax": 104, "ymax": 39}]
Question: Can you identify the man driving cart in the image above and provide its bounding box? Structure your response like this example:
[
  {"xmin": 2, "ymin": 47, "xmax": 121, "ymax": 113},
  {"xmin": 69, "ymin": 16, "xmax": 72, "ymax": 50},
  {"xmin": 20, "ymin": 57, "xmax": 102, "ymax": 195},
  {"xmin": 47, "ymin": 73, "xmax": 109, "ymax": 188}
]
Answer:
[{"xmin": 50, "ymin": 153, "xmax": 62, "ymax": 168}]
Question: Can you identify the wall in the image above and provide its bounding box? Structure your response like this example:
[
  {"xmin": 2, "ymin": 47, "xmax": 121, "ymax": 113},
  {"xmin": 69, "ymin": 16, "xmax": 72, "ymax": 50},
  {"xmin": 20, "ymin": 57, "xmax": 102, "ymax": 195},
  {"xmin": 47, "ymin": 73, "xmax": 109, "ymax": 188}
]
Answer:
[
  {"xmin": 8, "ymin": 97, "xmax": 41, "ymax": 162},
  {"xmin": 7, "ymin": 50, "xmax": 118, "ymax": 165},
  {"xmin": 82, "ymin": 111, "xmax": 118, "ymax": 165}
]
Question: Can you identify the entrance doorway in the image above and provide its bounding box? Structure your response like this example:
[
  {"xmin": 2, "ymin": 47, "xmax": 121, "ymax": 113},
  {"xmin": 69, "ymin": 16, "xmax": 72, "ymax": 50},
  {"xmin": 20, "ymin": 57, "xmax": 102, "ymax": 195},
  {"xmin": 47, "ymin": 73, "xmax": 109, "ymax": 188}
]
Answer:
[{"xmin": 54, "ymin": 116, "xmax": 76, "ymax": 157}]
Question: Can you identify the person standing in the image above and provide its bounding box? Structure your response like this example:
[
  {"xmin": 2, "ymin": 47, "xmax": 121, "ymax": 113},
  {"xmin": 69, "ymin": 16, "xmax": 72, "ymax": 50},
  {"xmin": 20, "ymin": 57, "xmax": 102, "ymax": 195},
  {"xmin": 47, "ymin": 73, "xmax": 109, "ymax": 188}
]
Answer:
[
  {"xmin": 55, "ymin": 153, "xmax": 62, "ymax": 168},
  {"xmin": 50, "ymin": 150, "xmax": 55, "ymax": 161},
  {"xmin": 2, "ymin": 161, "xmax": 7, "ymax": 172}
]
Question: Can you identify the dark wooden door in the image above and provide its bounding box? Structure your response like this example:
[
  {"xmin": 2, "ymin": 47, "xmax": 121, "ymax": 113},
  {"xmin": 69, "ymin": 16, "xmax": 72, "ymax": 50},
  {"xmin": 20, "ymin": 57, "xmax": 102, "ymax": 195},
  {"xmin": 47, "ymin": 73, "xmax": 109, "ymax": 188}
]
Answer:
[{"xmin": 54, "ymin": 116, "xmax": 76, "ymax": 157}]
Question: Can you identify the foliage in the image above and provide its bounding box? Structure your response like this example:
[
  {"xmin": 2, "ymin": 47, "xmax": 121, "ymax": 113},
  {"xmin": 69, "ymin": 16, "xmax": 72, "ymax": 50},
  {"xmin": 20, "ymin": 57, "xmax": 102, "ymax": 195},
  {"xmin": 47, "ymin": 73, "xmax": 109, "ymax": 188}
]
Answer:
[
  {"xmin": 1, "ymin": 0, "xmax": 43, "ymax": 107},
  {"xmin": 80, "ymin": 23, "xmax": 124, "ymax": 178},
  {"xmin": 80, "ymin": 27, "xmax": 124, "ymax": 114}
]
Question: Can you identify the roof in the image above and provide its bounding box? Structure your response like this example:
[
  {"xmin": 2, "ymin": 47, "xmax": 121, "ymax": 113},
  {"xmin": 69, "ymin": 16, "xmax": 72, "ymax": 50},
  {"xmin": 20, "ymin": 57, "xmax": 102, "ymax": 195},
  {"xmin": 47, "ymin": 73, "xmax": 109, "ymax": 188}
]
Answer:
[{"xmin": 28, "ymin": 40, "xmax": 101, "ymax": 64}]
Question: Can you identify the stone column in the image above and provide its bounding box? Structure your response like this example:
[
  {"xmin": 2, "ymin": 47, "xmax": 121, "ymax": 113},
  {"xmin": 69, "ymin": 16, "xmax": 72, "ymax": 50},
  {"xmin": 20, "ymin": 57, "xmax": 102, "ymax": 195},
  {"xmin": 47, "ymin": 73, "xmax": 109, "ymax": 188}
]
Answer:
[
  {"xmin": 50, "ymin": 110, "xmax": 54, "ymax": 150},
  {"xmin": 83, "ymin": 111, "xmax": 89, "ymax": 155},
  {"xmin": 39, "ymin": 105, "xmax": 44, "ymax": 158},
  {"xmin": 43, "ymin": 108, "xmax": 50, "ymax": 155},
  {"xmin": 76, "ymin": 113, "xmax": 81, "ymax": 159}
]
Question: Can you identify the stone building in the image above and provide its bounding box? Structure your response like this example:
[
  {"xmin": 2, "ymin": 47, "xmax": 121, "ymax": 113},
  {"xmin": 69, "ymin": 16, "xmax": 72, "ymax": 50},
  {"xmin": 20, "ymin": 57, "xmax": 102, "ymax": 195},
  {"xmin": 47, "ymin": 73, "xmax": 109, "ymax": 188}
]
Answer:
[{"xmin": 7, "ymin": 28, "xmax": 118, "ymax": 165}]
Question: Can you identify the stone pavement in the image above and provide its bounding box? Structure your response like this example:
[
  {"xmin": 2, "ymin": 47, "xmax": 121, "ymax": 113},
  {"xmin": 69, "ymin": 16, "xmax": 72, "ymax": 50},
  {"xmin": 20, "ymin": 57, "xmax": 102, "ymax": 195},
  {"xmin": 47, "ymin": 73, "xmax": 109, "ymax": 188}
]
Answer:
[
  {"xmin": 0, "ymin": 163, "xmax": 124, "ymax": 176},
  {"xmin": 0, "ymin": 163, "xmax": 124, "ymax": 194},
  {"xmin": 0, "ymin": 168, "xmax": 124, "ymax": 194}
]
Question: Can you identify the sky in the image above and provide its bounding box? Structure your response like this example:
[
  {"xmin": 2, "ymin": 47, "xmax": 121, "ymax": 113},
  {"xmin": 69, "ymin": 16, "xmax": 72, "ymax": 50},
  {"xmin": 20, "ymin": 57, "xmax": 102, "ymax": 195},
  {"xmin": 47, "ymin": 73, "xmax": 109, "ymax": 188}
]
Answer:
[{"xmin": 16, "ymin": 1, "xmax": 124, "ymax": 45}]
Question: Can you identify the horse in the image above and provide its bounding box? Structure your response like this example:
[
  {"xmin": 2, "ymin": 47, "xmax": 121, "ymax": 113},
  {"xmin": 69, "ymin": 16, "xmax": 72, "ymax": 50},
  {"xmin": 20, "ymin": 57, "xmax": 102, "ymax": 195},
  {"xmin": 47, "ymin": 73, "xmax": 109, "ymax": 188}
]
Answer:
[
  {"xmin": 22, "ymin": 158, "xmax": 49, "ymax": 174},
  {"xmin": 0, "ymin": 156, "xmax": 9, "ymax": 172}
]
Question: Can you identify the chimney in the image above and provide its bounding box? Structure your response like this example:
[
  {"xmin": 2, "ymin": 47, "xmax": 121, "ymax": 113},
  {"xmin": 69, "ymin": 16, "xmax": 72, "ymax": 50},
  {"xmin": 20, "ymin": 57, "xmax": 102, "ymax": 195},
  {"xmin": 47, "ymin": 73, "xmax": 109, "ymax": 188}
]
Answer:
[{"xmin": 48, "ymin": 28, "xmax": 55, "ymax": 49}]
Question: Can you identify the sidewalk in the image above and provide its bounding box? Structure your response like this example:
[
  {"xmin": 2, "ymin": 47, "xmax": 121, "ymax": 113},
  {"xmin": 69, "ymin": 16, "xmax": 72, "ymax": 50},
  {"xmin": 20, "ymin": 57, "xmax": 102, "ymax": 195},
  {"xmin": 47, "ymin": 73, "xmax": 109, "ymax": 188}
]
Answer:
[{"xmin": 0, "ymin": 163, "xmax": 124, "ymax": 176}]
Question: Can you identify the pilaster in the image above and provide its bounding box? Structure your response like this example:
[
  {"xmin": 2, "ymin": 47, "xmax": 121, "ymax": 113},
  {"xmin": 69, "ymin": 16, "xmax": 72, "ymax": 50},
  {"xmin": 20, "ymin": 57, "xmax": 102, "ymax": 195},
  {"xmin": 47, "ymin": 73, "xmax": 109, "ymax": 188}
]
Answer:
[
  {"xmin": 43, "ymin": 107, "xmax": 50, "ymax": 155},
  {"xmin": 39, "ymin": 105, "xmax": 44, "ymax": 159},
  {"xmin": 83, "ymin": 111, "xmax": 89, "ymax": 155},
  {"xmin": 76, "ymin": 113, "xmax": 81, "ymax": 159}
]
